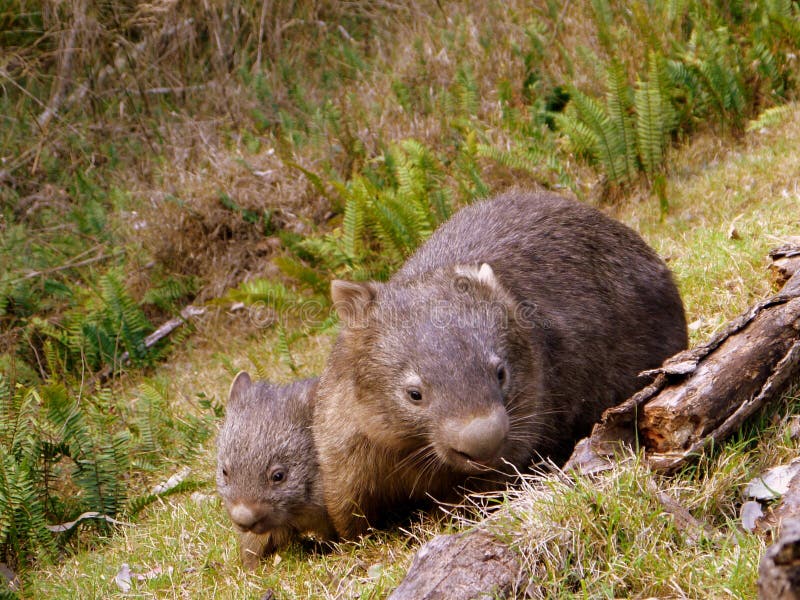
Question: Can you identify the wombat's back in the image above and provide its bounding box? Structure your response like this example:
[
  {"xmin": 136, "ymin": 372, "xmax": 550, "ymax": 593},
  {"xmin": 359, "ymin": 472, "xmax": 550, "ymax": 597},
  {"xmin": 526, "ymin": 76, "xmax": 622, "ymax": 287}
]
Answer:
[{"xmin": 397, "ymin": 190, "xmax": 687, "ymax": 453}]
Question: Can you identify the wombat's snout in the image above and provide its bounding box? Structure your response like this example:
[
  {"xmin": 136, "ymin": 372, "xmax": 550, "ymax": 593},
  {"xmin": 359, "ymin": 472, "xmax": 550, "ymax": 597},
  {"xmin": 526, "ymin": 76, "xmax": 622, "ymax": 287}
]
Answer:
[
  {"xmin": 228, "ymin": 502, "xmax": 274, "ymax": 534},
  {"xmin": 445, "ymin": 405, "xmax": 510, "ymax": 465}
]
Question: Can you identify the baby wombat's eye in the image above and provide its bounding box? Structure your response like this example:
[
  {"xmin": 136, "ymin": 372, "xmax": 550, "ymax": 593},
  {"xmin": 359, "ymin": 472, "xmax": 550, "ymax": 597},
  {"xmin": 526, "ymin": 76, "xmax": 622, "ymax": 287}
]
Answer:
[
  {"xmin": 496, "ymin": 364, "xmax": 507, "ymax": 386},
  {"xmin": 406, "ymin": 387, "xmax": 423, "ymax": 404},
  {"xmin": 270, "ymin": 467, "xmax": 285, "ymax": 483},
  {"xmin": 221, "ymin": 467, "xmax": 229, "ymax": 480}
]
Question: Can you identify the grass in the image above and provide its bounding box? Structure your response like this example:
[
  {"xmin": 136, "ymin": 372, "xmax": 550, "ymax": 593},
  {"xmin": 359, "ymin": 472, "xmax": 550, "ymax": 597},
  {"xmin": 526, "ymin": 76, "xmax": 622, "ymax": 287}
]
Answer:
[{"xmin": 18, "ymin": 102, "xmax": 800, "ymax": 599}]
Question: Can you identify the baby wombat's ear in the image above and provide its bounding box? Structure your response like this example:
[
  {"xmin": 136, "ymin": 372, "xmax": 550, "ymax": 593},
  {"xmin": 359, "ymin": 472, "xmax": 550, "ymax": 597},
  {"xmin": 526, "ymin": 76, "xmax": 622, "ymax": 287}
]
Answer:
[
  {"xmin": 228, "ymin": 371, "xmax": 252, "ymax": 408},
  {"xmin": 454, "ymin": 263, "xmax": 500, "ymax": 290},
  {"xmin": 331, "ymin": 280, "xmax": 379, "ymax": 328}
]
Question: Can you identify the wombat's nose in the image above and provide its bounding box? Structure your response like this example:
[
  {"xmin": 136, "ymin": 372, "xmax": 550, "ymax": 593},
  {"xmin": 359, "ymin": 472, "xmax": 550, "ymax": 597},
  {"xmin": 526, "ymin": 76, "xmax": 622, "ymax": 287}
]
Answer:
[
  {"xmin": 228, "ymin": 503, "xmax": 261, "ymax": 529},
  {"xmin": 452, "ymin": 406, "xmax": 510, "ymax": 463}
]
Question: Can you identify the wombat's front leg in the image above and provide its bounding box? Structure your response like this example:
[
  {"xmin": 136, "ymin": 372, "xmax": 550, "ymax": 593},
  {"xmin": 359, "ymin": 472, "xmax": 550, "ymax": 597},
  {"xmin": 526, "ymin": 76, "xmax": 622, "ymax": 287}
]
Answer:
[
  {"xmin": 238, "ymin": 528, "xmax": 292, "ymax": 570},
  {"xmin": 323, "ymin": 480, "xmax": 375, "ymax": 540}
]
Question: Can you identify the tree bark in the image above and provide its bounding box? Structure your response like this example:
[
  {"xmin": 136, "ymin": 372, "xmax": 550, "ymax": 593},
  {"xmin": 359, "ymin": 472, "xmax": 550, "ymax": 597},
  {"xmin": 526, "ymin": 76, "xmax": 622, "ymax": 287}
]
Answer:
[
  {"xmin": 388, "ymin": 529, "xmax": 523, "ymax": 600},
  {"xmin": 759, "ymin": 517, "xmax": 800, "ymax": 600}
]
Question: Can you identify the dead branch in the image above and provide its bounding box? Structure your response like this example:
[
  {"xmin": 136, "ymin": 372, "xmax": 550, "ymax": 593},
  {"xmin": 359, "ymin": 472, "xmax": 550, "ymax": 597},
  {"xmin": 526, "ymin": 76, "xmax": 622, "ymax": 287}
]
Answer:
[{"xmin": 117, "ymin": 305, "xmax": 206, "ymax": 364}]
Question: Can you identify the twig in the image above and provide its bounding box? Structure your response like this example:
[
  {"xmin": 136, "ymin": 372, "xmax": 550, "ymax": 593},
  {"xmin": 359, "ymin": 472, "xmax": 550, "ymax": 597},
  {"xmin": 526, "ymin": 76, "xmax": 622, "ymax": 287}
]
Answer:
[
  {"xmin": 15, "ymin": 251, "xmax": 122, "ymax": 283},
  {"xmin": 117, "ymin": 305, "xmax": 206, "ymax": 364}
]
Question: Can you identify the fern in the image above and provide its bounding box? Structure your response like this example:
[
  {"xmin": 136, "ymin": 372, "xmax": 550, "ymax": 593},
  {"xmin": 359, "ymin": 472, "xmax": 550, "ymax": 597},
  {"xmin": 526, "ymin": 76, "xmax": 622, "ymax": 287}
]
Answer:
[
  {"xmin": 605, "ymin": 61, "xmax": 638, "ymax": 183},
  {"xmin": 591, "ymin": 0, "xmax": 615, "ymax": 54},
  {"xmin": 42, "ymin": 384, "xmax": 128, "ymax": 519},
  {"xmin": 453, "ymin": 65, "xmax": 480, "ymax": 118},
  {"xmin": 276, "ymin": 324, "xmax": 298, "ymax": 375},
  {"xmin": 272, "ymin": 257, "xmax": 328, "ymax": 295},
  {"xmin": 635, "ymin": 53, "xmax": 677, "ymax": 177},
  {"xmin": 558, "ymin": 80, "xmax": 635, "ymax": 185},
  {"xmin": 341, "ymin": 177, "xmax": 369, "ymax": 260},
  {"xmin": 141, "ymin": 275, "xmax": 198, "ymax": 312},
  {"xmin": 0, "ymin": 377, "xmax": 56, "ymax": 566},
  {"xmin": 746, "ymin": 104, "xmax": 793, "ymax": 131}
]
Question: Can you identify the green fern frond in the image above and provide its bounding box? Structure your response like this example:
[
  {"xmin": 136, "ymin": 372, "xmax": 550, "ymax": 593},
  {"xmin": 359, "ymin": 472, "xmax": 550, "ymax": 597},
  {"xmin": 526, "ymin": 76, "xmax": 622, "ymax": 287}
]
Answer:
[
  {"xmin": 276, "ymin": 324, "xmax": 298, "ymax": 374},
  {"xmin": 454, "ymin": 65, "xmax": 480, "ymax": 117},
  {"xmin": 223, "ymin": 279, "xmax": 303, "ymax": 314},
  {"xmin": 605, "ymin": 61, "xmax": 638, "ymax": 182},
  {"xmin": 591, "ymin": 0, "xmax": 615, "ymax": 53},
  {"xmin": 273, "ymin": 257, "xmax": 327, "ymax": 295},
  {"xmin": 341, "ymin": 177, "xmax": 369, "ymax": 259},
  {"xmin": 560, "ymin": 86, "xmax": 633, "ymax": 184},
  {"xmin": 554, "ymin": 109, "xmax": 600, "ymax": 157},
  {"xmin": 369, "ymin": 192, "xmax": 416, "ymax": 261},
  {"xmin": 142, "ymin": 275, "xmax": 198, "ymax": 311},
  {"xmin": 635, "ymin": 52, "xmax": 677, "ymax": 176},
  {"xmin": 746, "ymin": 104, "xmax": 793, "ymax": 131}
]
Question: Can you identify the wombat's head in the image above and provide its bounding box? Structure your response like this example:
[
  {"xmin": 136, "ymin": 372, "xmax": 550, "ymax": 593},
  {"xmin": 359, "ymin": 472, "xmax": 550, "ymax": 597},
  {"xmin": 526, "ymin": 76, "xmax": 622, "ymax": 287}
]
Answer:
[
  {"xmin": 331, "ymin": 263, "xmax": 542, "ymax": 474},
  {"xmin": 216, "ymin": 372, "xmax": 318, "ymax": 535}
]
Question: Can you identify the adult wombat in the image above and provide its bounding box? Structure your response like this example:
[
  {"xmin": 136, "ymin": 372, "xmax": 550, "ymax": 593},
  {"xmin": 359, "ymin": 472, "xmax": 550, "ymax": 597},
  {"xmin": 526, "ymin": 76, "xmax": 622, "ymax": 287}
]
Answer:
[
  {"xmin": 314, "ymin": 190, "xmax": 687, "ymax": 538},
  {"xmin": 216, "ymin": 372, "xmax": 334, "ymax": 568}
]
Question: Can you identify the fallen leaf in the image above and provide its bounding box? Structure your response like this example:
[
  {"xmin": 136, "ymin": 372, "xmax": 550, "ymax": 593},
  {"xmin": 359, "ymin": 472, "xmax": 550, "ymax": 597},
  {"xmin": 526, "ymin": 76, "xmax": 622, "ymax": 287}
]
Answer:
[
  {"xmin": 786, "ymin": 416, "xmax": 800, "ymax": 441},
  {"xmin": 114, "ymin": 563, "xmax": 173, "ymax": 592},
  {"xmin": 190, "ymin": 492, "xmax": 215, "ymax": 504},
  {"xmin": 688, "ymin": 319, "xmax": 705, "ymax": 332},
  {"xmin": 741, "ymin": 501, "xmax": 764, "ymax": 532},
  {"xmin": 114, "ymin": 563, "xmax": 132, "ymax": 592},
  {"xmin": 745, "ymin": 460, "xmax": 800, "ymax": 501}
]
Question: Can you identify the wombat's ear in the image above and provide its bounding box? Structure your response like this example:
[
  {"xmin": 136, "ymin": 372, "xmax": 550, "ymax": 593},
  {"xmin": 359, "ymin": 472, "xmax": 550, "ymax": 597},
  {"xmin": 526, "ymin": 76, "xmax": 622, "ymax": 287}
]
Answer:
[
  {"xmin": 331, "ymin": 280, "xmax": 378, "ymax": 328},
  {"xmin": 455, "ymin": 263, "xmax": 499, "ymax": 290},
  {"xmin": 228, "ymin": 371, "xmax": 252, "ymax": 406}
]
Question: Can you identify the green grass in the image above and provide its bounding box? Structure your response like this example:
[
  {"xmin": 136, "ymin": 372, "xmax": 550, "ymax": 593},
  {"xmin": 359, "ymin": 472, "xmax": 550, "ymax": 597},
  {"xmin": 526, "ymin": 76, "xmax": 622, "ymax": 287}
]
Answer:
[{"xmin": 17, "ymin": 102, "xmax": 800, "ymax": 599}]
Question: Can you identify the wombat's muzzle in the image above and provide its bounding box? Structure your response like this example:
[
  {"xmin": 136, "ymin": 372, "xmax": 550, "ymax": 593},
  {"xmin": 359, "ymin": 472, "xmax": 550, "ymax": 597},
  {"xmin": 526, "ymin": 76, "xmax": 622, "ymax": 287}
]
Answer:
[
  {"xmin": 441, "ymin": 404, "xmax": 510, "ymax": 468},
  {"xmin": 227, "ymin": 501, "xmax": 281, "ymax": 534}
]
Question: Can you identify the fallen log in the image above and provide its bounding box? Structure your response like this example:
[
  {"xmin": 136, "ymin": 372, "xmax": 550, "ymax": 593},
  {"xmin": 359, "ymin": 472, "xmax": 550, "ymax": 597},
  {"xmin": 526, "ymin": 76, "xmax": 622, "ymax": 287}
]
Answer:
[
  {"xmin": 567, "ymin": 244, "xmax": 800, "ymax": 474},
  {"xmin": 387, "ymin": 529, "xmax": 523, "ymax": 600}
]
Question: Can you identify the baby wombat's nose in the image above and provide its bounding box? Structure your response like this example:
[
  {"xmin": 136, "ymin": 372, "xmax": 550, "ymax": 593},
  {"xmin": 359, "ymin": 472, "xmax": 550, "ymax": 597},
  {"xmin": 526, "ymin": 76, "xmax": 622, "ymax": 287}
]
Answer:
[
  {"xmin": 228, "ymin": 503, "xmax": 261, "ymax": 530},
  {"xmin": 452, "ymin": 405, "xmax": 510, "ymax": 463}
]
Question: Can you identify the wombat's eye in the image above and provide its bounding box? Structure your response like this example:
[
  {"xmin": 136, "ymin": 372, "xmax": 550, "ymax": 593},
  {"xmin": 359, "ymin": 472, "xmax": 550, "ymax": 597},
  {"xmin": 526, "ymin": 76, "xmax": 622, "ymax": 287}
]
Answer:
[
  {"xmin": 271, "ymin": 469, "xmax": 285, "ymax": 483},
  {"xmin": 406, "ymin": 388, "xmax": 423, "ymax": 404},
  {"xmin": 496, "ymin": 364, "xmax": 507, "ymax": 385},
  {"xmin": 221, "ymin": 467, "xmax": 229, "ymax": 479}
]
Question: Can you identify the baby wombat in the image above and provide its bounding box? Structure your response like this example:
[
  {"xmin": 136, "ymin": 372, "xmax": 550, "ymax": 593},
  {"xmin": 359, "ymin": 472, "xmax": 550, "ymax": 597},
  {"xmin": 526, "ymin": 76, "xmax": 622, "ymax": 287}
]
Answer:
[
  {"xmin": 216, "ymin": 372, "xmax": 334, "ymax": 569},
  {"xmin": 314, "ymin": 190, "xmax": 688, "ymax": 538}
]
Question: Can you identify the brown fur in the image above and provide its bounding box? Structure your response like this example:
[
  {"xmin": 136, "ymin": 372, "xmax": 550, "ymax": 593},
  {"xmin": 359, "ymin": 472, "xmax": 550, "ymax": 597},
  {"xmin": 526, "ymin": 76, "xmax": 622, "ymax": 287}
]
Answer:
[
  {"xmin": 313, "ymin": 190, "xmax": 688, "ymax": 538},
  {"xmin": 216, "ymin": 372, "xmax": 335, "ymax": 568}
]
